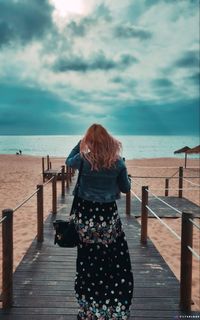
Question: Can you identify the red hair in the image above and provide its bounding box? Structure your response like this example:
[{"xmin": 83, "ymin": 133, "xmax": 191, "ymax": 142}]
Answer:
[{"xmin": 80, "ymin": 124, "xmax": 122, "ymax": 170}]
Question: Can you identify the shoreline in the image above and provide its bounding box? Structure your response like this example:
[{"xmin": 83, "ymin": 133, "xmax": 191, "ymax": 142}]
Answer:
[{"xmin": 0, "ymin": 155, "xmax": 199, "ymax": 310}]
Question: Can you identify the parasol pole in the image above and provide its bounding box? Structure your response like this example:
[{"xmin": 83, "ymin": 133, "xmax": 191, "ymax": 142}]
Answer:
[{"xmin": 185, "ymin": 153, "xmax": 187, "ymax": 169}]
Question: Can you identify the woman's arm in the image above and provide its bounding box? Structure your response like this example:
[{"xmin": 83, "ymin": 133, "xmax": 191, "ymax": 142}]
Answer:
[
  {"xmin": 65, "ymin": 141, "xmax": 82, "ymax": 169},
  {"xmin": 117, "ymin": 166, "xmax": 131, "ymax": 193}
]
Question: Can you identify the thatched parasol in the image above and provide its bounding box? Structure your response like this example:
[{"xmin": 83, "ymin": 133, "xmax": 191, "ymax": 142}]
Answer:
[
  {"xmin": 174, "ymin": 146, "xmax": 191, "ymax": 168},
  {"xmin": 186, "ymin": 145, "xmax": 200, "ymax": 154}
]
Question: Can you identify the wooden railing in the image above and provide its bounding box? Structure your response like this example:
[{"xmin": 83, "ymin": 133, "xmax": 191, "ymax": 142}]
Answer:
[
  {"xmin": 1, "ymin": 164, "xmax": 74, "ymax": 309},
  {"xmin": 125, "ymin": 171, "xmax": 200, "ymax": 312}
]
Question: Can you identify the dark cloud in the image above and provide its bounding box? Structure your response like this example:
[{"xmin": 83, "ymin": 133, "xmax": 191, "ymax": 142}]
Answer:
[
  {"xmin": 67, "ymin": 20, "xmax": 87, "ymax": 37},
  {"xmin": 0, "ymin": 82, "xmax": 80, "ymax": 135},
  {"xmin": 174, "ymin": 51, "xmax": 199, "ymax": 69},
  {"xmin": 152, "ymin": 78, "xmax": 173, "ymax": 87},
  {"xmin": 111, "ymin": 76, "xmax": 124, "ymax": 84},
  {"xmin": 114, "ymin": 24, "xmax": 152, "ymax": 40},
  {"xmin": 151, "ymin": 78, "xmax": 176, "ymax": 99},
  {"xmin": 65, "ymin": 3, "xmax": 112, "ymax": 38},
  {"xmin": 53, "ymin": 52, "xmax": 138, "ymax": 73},
  {"xmin": 0, "ymin": 0, "xmax": 54, "ymax": 47},
  {"xmin": 111, "ymin": 77, "xmax": 138, "ymax": 92},
  {"xmin": 187, "ymin": 72, "xmax": 200, "ymax": 84},
  {"xmin": 109, "ymin": 99, "xmax": 200, "ymax": 135},
  {"xmin": 93, "ymin": 3, "xmax": 112, "ymax": 22},
  {"xmin": 145, "ymin": 0, "xmax": 199, "ymax": 5}
]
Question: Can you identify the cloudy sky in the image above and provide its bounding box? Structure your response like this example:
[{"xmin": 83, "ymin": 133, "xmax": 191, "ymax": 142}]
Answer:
[{"xmin": 0, "ymin": 0, "xmax": 199, "ymax": 135}]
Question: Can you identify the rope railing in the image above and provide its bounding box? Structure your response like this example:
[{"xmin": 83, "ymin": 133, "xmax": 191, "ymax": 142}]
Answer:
[
  {"xmin": 168, "ymin": 168, "xmax": 179, "ymax": 179},
  {"xmin": 0, "ymin": 216, "xmax": 7, "ymax": 224},
  {"xmin": 144, "ymin": 188, "xmax": 182, "ymax": 215},
  {"xmin": 149, "ymin": 188, "xmax": 199, "ymax": 191},
  {"xmin": 127, "ymin": 174, "xmax": 200, "ymax": 311},
  {"xmin": 188, "ymin": 219, "xmax": 200, "ymax": 231},
  {"xmin": 130, "ymin": 176, "xmax": 182, "ymax": 179},
  {"xmin": 1, "ymin": 161, "xmax": 73, "ymax": 309},
  {"xmin": 13, "ymin": 188, "xmax": 40, "ymax": 212},
  {"xmin": 131, "ymin": 185, "xmax": 200, "ymax": 233},
  {"xmin": 43, "ymin": 174, "xmax": 55, "ymax": 187},
  {"xmin": 130, "ymin": 189, "xmax": 142, "ymax": 202},
  {"xmin": 145, "ymin": 204, "xmax": 181, "ymax": 241},
  {"xmin": 183, "ymin": 177, "xmax": 200, "ymax": 187},
  {"xmin": 130, "ymin": 177, "xmax": 142, "ymax": 187},
  {"xmin": 127, "ymin": 165, "xmax": 179, "ymax": 168},
  {"xmin": 187, "ymin": 246, "xmax": 200, "ymax": 261}
]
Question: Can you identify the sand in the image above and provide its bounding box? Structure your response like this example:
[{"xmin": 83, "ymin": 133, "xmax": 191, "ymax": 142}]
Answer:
[{"xmin": 0, "ymin": 155, "xmax": 199, "ymax": 310}]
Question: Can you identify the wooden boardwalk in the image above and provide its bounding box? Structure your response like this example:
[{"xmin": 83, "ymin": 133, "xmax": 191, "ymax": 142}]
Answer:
[
  {"xmin": 0, "ymin": 182, "xmax": 200, "ymax": 319},
  {"xmin": 121, "ymin": 195, "xmax": 200, "ymax": 218}
]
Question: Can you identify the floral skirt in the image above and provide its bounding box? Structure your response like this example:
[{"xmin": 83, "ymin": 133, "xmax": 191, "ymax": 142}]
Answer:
[{"xmin": 73, "ymin": 197, "xmax": 134, "ymax": 320}]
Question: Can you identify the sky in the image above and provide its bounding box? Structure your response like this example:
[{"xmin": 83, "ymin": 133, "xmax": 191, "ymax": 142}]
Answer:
[{"xmin": 0, "ymin": 0, "xmax": 199, "ymax": 135}]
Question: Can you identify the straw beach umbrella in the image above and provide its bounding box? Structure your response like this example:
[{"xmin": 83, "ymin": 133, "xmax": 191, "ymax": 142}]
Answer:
[
  {"xmin": 174, "ymin": 146, "xmax": 191, "ymax": 168},
  {"xmin": 186, "ymin": 145, "xmax": 200, "ymax": 154}
]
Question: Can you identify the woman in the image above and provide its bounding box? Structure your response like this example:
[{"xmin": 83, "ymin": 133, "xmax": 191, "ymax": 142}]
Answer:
[{"xmin": 66, "ymin": 124, "xmax": 134, "ymax": 320}]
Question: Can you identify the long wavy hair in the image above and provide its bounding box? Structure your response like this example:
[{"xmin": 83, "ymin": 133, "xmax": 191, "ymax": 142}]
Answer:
[{"xmin": 80, "ymin": 124, "xmax": 122, "ymax": 171}]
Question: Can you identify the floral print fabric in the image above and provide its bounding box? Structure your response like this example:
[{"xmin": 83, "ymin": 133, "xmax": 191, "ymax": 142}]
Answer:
[{"xmin": 73, "ymin": 197, "xmax": 134, "ymax": 319}]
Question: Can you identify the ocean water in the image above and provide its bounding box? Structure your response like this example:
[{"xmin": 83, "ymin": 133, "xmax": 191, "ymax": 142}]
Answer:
[{"xmin": 0, "ymin": 135, "xmax": 199, "ymax": 160}]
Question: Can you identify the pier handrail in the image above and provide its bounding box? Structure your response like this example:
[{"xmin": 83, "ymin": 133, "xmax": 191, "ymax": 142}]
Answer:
[
  {"xmin": 131, "ymin": 183, "xmax": 200, "ymax": 233},
  {"xmin": 1, "ymin": 163, "xmax": 73, "ymax": 309},
  {"xmin": 183, "ymin": 178, "xmax": 200, "ymax": 187},
  {"xmin": 131, "ymin": 182, "xmax": 200, "ymax": 237},
  {"xmin": 144, "ymin": 188, "xmax": 182, "ymax": 215},
  {"xmin": 0, "ymin": 216, "xmax": 7, "ymax": 224},
  {"xmin": 130, "ymin": 166, "xmax": 200, "ymax": 200},
  {"xmin": 127, "ymin": 174, "xmax": 200, "ymax": 311}
]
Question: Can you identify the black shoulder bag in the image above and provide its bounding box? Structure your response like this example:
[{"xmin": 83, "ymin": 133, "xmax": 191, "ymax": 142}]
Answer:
[{"xmin": 53, "ymin": 160, "xmax": 83, "ymax": 247}]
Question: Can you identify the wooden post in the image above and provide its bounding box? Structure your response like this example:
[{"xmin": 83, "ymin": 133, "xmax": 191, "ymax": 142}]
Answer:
[
  {"xmin": 66, "ymin": 165, "xmax": 69, "ymax": 189},
  {"xmin": 126, "ymin": 191, "xmax": 131, "ymax": 215},
  {"xmin": 37, "ymin": 185, "xmax": 44, "ymax": 242},
  {"xmin": 61, "ymin": 165, "xmax": 65, "ymax": 197},
  {"xmin": 178, "ymin": 166, "xmax": 183, "ymax": 198},
  {"xmin": 42, "ymin": 157, "xmax": 45, "ymax": 182},
  {"xmin": 141, "ymin": 186, "xmax": 148, "ymax": 245},
  {"xmin": 47, "ymin": 155, "xmax": 50, "ymax": 170},
  {"xmin": 165, "ymin": 178, "xmax": 169, "ymax": 197},
  {"xmin": 50, "ymin": 162, "xmax": 52, "ymax": 169},
  {"xmin": 185, "ymin": 153, "xmax": 187, "ymax": 169},
  {"xmin": 2, "ymin": 208, "xmax": 13, "ymax": 309},
  {"xmin": 180, "ymin": 212, "xmax": 193, "ymax": 311},
  {"xmin": 52, "ymin": 175, "xmax": 57, "ymax": 214}
]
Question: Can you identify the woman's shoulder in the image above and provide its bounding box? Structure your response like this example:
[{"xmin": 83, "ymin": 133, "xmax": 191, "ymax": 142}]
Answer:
[{"xmin": 115, "ymin": 157, "xmax": 126, "ymax": 169}]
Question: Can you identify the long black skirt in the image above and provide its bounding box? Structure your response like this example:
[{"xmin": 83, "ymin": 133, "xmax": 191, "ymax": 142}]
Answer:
[{"xmin": 73, "ymin": 197, "xmax": 134, "ymax": 319}]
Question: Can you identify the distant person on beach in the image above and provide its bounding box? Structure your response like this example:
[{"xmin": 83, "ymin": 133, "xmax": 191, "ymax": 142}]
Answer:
[
  {"xmin": 66, "ymin": 123, "xmax": 134, "ymax": 320},
  {"xmin": 16, "ymin": 150, "xmax": 22, "ymax": 155}
]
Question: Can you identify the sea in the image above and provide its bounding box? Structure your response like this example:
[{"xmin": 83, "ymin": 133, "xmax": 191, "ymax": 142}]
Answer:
[{"xmin": 0, "ymin": 135, "xmax": 199, "ymax": 160}]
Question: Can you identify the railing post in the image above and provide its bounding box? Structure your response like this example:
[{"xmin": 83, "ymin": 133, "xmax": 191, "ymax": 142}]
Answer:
[
  {"xmin": 180, "ymin": 212, "xmax": 193, "ymax": 311},
  {"xmin": 47, "ymin": 155, "xmax": 50, "ymax": 170},
  {"xmin": 178, "ymin": 166, "xmax": 183, "ymax": 198},
  {"xmin": 61, "ymin": 165, "xmax": 65, "ymax": 197},
  {"xmin": 37, "ymin": 185, "xmax": 44, "ymax": 242},
  {"xmin": 42, "ymin": 157, "xmax": 45, "ymax": 182},
  {"xmin": 52, "ymin": 175, "xmax": 57, "ymax": 214},
  {"xmin": 165, "ymin": 178, "xmax": 169, "ymax": 197},
  {"xmin": 126, "ymin": 191, "xmax": 131, "ymax": 215},
  {"xmin": 66, "ymin": 165, "xmax": 69, "ymax": 189},
  {"xmin": 141, "ymin": 186, "xmax": 149, "ymax": 245},
  {"xmin": 2, "ymin": 208, "xmax": 13, "ymax": 309}
]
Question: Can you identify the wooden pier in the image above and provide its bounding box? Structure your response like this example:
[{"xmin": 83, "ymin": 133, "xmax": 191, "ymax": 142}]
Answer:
[{"xmin": 0, "ymin": 178, "xmax": 199, "ymax": 319}]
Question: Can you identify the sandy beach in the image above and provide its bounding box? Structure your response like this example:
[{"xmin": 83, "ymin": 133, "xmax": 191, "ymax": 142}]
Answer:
[{"xmin": 0, "ymin": 155, "xmax": 199, "ymax": 310}]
